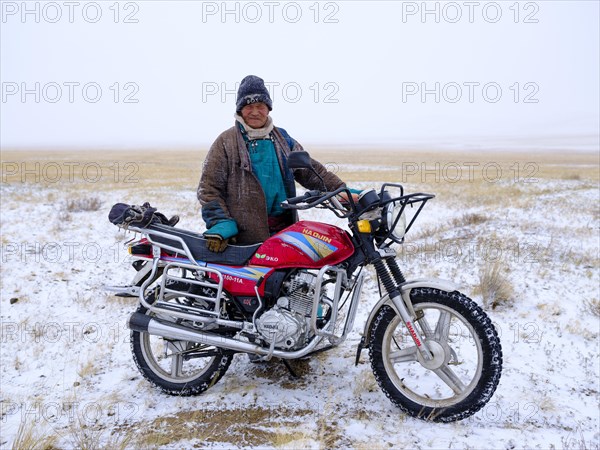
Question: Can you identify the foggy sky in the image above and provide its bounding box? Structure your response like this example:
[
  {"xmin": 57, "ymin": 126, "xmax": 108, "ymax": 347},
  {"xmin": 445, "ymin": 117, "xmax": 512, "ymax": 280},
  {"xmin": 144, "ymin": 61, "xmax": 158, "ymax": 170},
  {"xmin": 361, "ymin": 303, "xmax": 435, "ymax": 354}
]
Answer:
[{"xmin": 2, "ymin": 1, "xmax": 599, "ymax": 149}]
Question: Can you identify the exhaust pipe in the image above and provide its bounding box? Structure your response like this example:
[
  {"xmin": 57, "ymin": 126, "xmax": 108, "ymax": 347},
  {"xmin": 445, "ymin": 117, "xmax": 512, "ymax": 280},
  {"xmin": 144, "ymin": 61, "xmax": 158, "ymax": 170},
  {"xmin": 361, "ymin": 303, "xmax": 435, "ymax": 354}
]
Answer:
[
  {"xmin": 128, "ymin": 312, "xmax": 321, "ymax": 359},
  {"xmin": 129, "ymin": 312, "xmax": 152, "ymax": 333},
  {"xmin": 129, "ymin": 312, "xmax": 261, "ymax": 353}
]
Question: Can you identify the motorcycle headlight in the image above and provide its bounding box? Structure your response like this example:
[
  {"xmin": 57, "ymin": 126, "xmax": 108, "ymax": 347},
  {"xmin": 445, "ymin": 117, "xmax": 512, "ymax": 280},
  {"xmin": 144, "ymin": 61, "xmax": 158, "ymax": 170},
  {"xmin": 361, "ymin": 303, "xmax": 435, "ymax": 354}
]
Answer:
[{"xmin": 384, "ymin": 201, "xmax": 407, "ymax": 242}]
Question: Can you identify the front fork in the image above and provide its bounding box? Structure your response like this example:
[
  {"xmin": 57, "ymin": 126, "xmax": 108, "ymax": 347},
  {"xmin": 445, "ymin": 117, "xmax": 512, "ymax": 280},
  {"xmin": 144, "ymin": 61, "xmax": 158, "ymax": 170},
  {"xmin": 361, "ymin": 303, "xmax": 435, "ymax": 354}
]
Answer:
[{"xmin": 373, "ymin": 256, "xmax": 433, "ymax": 361}]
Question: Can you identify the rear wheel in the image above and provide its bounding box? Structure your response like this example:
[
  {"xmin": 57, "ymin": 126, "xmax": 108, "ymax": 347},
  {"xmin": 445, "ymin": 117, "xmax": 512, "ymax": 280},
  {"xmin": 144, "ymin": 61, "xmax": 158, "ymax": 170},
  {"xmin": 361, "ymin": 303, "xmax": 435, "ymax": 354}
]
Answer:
[
  {"xmin": 369, "ymin": 288, "xmax": 502, "ymax": 422},
  {"xmin": 131, "ymin": 286, "xmax": 233, "ymax": 395}
]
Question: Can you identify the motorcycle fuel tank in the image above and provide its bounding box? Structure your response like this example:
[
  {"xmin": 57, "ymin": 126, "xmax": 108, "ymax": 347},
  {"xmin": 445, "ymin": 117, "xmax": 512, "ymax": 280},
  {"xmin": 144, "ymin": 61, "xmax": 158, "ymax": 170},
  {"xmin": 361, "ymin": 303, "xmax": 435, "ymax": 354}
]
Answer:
[{"xmin": 249, "ymin": 221, "xmax": 354, "ymax": 269}]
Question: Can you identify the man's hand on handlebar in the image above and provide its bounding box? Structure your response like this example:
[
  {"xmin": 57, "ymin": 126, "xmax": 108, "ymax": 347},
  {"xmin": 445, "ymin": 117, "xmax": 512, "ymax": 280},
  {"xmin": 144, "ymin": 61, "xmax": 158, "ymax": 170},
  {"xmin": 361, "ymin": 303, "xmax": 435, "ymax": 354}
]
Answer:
[{"xmin": 337, "ymin": 191, "xmax": 359, "ymax": 206}]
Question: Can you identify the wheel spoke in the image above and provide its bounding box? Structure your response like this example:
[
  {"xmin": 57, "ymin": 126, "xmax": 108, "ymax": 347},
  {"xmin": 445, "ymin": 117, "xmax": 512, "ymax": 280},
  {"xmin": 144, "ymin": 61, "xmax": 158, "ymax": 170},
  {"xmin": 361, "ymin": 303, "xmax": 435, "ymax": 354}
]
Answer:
[
  {"xmin": 434, "ymin": 311, "xmax": 452, "ymax": 343},
  {"xmin": 171, "ymin": 353, "xmax": 183, "ymax": 377},
  {"xmin": 434, "ymin": 366, "xmax": 466, "ymax": 394},
  {"xmin": 417, "ymin": 315, "xmax": 434, "ymax": 339},
  {"xmin": 389, "ymin": 346, "xmax": 418, "ymax": 363},
  {"xmin": 167, "ymin": 341, "xmax": 187, "ymax": 377}
]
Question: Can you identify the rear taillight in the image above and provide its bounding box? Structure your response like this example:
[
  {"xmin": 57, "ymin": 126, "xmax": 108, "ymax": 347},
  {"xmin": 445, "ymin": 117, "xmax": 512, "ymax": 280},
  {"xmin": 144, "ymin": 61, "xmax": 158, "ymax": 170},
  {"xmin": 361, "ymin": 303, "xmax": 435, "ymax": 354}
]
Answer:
[{"xmin": 130, "ymin": 243, "xmax": 152, "ymax": 255}]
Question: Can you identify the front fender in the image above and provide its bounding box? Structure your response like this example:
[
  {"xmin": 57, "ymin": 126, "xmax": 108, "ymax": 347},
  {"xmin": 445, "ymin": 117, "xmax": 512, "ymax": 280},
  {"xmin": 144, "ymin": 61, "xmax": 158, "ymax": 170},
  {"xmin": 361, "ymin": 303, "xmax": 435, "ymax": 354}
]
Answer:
[{"xmin": 360, "ymin": 278, "xmax": 459, "ymax": 344}]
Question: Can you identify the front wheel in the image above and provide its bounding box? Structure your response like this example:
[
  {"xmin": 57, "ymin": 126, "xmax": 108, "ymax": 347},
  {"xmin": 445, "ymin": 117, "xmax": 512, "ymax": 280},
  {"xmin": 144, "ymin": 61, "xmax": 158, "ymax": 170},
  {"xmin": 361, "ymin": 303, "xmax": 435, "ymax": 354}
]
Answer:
[{"xmin": 369, "ymin": 288, "xmax": 502, "ymax": 422}]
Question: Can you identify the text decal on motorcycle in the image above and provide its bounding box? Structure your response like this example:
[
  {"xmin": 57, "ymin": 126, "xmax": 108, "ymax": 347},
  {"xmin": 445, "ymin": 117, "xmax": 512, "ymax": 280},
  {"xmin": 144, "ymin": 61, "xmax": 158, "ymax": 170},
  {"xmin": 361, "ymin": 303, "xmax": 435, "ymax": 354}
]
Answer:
[
  {"xmin": 277, "ymin": 230, "xmax": 338, "ymax": 262},
  {"xmin": 302, "ymin": 228, "xmax": 332, "ymax": 243},
  {"xmin": 406, "ymin": 321, "xmax": 422, "ymax": 347},
  {"xmin": 208, "ymin": 264, "xmax": 272, "ymax": 281}
]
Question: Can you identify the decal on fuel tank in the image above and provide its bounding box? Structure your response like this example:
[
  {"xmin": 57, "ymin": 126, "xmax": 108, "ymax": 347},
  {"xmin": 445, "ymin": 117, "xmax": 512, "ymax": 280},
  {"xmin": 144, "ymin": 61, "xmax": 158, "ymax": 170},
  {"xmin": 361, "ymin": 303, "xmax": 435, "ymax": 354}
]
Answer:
[{"xmin": 277, "ymin": 230, "xmax": 338, "ymax": 262}]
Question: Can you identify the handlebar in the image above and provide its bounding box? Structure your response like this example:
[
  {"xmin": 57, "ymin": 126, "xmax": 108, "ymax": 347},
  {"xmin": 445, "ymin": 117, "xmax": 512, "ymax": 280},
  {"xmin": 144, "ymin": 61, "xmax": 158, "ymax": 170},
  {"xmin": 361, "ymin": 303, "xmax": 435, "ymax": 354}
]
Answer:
[
  {"xmin": 281, "ymin": 186, "xmax": 355, "ymax": 216},
  {"xmin": 282, "ymin": 183, "xmax": 435, "ymax": 219},
  {"xmin": 282, "ymin": 183, "xmax": 435, "ymax": 246},
  {"xmin": 285, "ymin": 190, "xmax": 322, "ymax": 206}
]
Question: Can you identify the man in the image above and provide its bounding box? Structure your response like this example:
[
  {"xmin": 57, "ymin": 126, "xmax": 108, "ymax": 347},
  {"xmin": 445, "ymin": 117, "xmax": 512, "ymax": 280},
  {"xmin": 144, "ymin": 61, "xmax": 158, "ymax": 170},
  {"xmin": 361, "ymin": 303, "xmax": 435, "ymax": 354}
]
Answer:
[{"xmin": 197, "ymin": 75, "xmax": 347, "ymax": 252}]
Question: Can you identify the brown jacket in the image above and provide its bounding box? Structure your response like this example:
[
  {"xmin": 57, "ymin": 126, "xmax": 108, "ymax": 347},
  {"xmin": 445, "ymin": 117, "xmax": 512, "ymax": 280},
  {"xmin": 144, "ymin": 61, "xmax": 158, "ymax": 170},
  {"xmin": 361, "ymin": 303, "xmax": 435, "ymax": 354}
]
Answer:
[{"xmin": 197, "ymin": 123, "xmax": 344, "ymax": 244}]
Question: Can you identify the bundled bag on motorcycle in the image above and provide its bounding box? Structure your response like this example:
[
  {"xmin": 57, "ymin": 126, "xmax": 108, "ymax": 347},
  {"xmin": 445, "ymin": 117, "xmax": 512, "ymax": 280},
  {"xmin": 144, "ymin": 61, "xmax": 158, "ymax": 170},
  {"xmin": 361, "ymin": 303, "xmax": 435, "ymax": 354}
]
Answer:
[{"xmin": 108, "ymin": 202, "xmax": 176, "ymax": 229}]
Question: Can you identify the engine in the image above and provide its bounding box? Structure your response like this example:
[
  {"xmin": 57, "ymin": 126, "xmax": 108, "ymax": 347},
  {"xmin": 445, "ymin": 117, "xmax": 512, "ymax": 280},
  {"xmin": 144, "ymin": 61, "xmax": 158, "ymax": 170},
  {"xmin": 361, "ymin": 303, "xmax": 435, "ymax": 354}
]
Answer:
[
  {"xmin": 282, "ymin": 271, "xmax": 317, "ymax": 316},
  {"xmin": 255, "ymin": 270, "xmax": 320, "ymax": 350}
]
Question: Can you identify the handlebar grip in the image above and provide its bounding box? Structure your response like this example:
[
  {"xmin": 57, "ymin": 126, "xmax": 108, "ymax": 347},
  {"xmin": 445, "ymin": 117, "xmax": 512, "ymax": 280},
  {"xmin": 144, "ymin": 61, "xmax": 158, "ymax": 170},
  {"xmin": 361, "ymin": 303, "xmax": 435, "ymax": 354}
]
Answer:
[{"xmin": 286, "ymin": 190, "xmax": 320, "ymax": 205}]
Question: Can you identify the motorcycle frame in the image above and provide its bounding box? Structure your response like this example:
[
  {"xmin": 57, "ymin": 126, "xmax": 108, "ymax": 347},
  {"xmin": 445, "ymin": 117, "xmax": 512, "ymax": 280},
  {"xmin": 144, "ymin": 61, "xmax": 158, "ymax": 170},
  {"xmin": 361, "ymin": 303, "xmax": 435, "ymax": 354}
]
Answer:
[
  {"xmin": 126, "ymin": 224, "xmax": 367, "ymax": 358},
  {"xmin": 125, "ymin": 183, "xmax": 446, "ymax": 362}
]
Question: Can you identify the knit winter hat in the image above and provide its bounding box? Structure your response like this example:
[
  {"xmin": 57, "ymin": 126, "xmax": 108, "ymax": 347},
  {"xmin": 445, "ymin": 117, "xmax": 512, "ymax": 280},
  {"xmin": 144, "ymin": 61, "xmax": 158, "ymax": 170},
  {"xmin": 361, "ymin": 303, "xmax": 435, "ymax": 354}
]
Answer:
[{"xmin": 236, "ymin": 75, "xmax": 273, "ymax": 113}]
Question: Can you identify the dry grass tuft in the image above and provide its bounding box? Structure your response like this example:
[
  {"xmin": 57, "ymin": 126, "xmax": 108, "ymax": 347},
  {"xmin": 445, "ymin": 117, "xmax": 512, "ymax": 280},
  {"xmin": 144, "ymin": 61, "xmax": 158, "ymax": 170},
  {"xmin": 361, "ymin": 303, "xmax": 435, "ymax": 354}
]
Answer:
[
  {"xmin": 353, "ymin": 370, "xmax": 379, "ymax": 396},
  {"xmin": 270, "ymin": 431, "xmax": 314, "ymax": 448},
  {"xmin": 103, "ymin": 429, "xmax": 136, "ymax": 450},
  {"xmin": 66, "ymin": 413, "xmax": 135, "ymax": 450},
  {"xmin": 451, "ymin": 213, "xmax": 488, "ymax": 227},
  {"xmin": 561, "ymin": 426, "xmax": 595, "ymax": 450},
  {"xmin": 476, "ymin": 260, "xmax": 514, "ymax": 310},
  {"xmin": 316, "ymin": 398, "xmax": 343, "ymax": 449},
  {"xmin": 66, "ymin": 423, "xmax": 103, "ymax": 450},
  {"xmin": 77, "ymin": 359, "xmax": 97, "ymax": 379},
  {"xmin": 583, "ymin": 298, "xmax": 600, "ymax": 318},
  {"xmin": 11, "ymin": 420, "xmax": 57, "ymax": 450},
  {"xmin": 65, "ymin": 197, "xmax": 103, "ymax": 212}
]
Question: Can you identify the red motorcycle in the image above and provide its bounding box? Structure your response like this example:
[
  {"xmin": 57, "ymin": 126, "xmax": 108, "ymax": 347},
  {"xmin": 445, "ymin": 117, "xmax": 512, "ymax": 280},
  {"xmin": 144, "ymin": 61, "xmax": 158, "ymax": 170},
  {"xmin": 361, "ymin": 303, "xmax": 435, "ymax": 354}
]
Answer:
[{"xmin": 107, "ymin": 152, "xmax": 502, "ymax": 422}]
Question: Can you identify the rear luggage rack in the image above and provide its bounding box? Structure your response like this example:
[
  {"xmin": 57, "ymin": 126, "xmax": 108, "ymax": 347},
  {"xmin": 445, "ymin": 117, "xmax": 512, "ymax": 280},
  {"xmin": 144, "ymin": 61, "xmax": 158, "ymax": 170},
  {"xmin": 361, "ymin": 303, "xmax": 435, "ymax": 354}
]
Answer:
[
  {"xmin": 154, "ymin": 261, "xmax": 224, "ymax": 319},
  {"xmin": 124, "ymin": 225, "xmax": 230, "ymax": 325}
]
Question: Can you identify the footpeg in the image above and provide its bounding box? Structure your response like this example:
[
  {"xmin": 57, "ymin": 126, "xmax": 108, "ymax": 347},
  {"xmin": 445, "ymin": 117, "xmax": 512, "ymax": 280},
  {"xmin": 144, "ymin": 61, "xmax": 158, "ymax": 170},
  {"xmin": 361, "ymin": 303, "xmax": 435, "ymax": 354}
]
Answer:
[{"xmin": 104, "ymin": 285, "xmax": 140, "ymax": 297}]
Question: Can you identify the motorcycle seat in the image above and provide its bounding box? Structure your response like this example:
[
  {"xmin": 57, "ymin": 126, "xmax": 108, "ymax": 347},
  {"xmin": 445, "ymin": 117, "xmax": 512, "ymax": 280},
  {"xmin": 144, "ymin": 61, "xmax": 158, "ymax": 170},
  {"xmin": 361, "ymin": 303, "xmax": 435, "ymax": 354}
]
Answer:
[{"xmin": 147, "ymin": 224, "xmax": 261, "ymax": 266}]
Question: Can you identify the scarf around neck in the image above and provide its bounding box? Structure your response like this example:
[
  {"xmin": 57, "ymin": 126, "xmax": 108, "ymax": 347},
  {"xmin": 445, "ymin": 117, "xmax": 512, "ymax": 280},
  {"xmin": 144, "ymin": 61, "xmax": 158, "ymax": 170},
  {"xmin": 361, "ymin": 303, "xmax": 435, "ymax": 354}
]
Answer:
[{"xmin": 234, "ymin": 113, "xmax": 274, "ymax": 140}]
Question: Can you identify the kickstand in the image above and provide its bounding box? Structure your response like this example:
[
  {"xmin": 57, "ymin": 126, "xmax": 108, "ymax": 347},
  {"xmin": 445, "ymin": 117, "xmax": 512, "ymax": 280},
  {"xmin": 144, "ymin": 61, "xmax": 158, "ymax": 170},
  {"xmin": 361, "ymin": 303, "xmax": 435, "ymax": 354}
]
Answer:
[{"xmin": 281, "ymin": 360, "xmax": 299, "ymax": 378}]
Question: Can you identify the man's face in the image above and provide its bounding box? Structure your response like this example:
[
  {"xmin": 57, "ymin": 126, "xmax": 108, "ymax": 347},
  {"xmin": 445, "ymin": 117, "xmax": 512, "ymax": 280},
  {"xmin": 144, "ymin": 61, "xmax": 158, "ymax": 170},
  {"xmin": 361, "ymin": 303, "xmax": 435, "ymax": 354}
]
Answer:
[{"xmin": 240, "ymin": 103, "xmax": 270, "ymax": 129}]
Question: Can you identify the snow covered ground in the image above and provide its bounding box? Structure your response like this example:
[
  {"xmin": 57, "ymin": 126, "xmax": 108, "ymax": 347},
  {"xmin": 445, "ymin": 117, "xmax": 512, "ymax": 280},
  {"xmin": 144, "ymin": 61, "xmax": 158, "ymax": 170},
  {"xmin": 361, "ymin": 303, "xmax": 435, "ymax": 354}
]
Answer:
[{"xmin": 1, "ymin": 150, "xmax": 598, "ymax": 449}]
